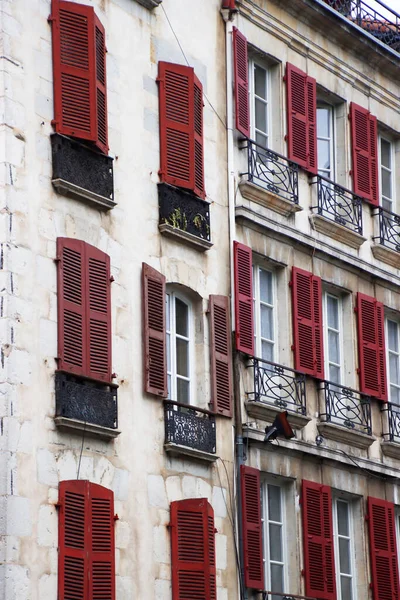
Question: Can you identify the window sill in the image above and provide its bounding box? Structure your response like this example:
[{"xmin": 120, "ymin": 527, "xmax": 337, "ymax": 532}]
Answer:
[
  {"xmin": 164, "ymin": 442, "xmax": 218, "ymax": 463},
  {"xmin": 135, "ymin": 0, "xmax": 162, "ymax": 8},
  {"xmin": 55, "ymin": 417, "xmax": 121, "ymax": 439},
  {"xmin": 317, "ymin": 421, "xmax": 375, "ymax": 449},
  {"xmin": 52, "ymin": 179, "xmax": 116, "ymax": 210},
  {"xmin": 381, "ymin": 441, "xmax": 400, "ymax": 460},
  {"xmin": 246, "ymin": 400, "xmax": 311, "ymax": 430},
  {"xmin": 159, "ymin": 223, "xmax": 213, "ymax": 252},
  {"xmin": 309, "ymin": 214, "xmax": 366, "ymax": 249},
  {"xmin": 371, "ymin": 243, "xmax": 400, "ymax": 269},
  {"xmin": 239, "ymin": 180, "xmax": 302, "ymax": 217}
]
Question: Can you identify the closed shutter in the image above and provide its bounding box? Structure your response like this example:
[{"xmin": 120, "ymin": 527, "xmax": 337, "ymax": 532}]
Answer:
[
  {"xmin": 356, "ymin": 293, "xmax": 387, "ymax": 400},
  {"xmin": 233, "ymin": 28, "xmax": 250, "ymax": 138},
  {"xmin": 209, "ymin": 295, "xmax": 233, "ymax": 417},
  {"xmin": 142, "ymin": 263, "xmax": 167, "ymax": 397},
  {"xmin": 240, "ymin": 465, "xmax": 264, "ymax": 590},
  {"xmin": 50, "ymin": 0, "xmax": 108, "ymax": 154},
  {"xmin": 302, "ymin": 480, "xmax": 336, "ymax": 600},
  {"xmin": 367, "ymin": 497, "xmax": 400, "ymax": 600},
  {"xmin": 234, "ymin": 242, "xmax": 254, "ymax": 355},
  {"xmin": 58, "ymin": 480, "xmax": 115, "ymax": 600},
  {"xmin": 193, "ymin": 74, "xmax": 205, "ymax": 199},
  {"xmin": 307, "ymin": 76, "xmax": 318, "ymax": 175},
  {"xmin": 170, "ymin": 498, "xmax": 217, "ymax": 600},
  {"xmin": 350, "ymin": 102, "xmax": 379, "ymax": 205},
  {"xmin": 291, "ymin": 267, "xmax": 324, "ymax": 379}
]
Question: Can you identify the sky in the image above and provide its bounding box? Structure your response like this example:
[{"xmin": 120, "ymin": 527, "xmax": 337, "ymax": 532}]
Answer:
[{"xmin": 370, "ymin": 0, "xmax": 400, "ymax": 16}]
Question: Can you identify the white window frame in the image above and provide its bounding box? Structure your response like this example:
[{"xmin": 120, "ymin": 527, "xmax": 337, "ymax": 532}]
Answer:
[
  {"xmin": 379, "ymin": 135, "xmax": 396, "ymax": 214},
  {"xmin": 253, "ymin": 265, "xmax": 277, "ymax": 363},
  {"xmin": 317, "ymin": 102, "xmax": 335, "ymax": 182},
  {"xmin": 166, "ymin": 289, "xmax": 193, "ymax": 404},
  {"xmin": 323, "ymin": 291, "xmax": 344, "ymax": 385},
  {"xmin": 386, "ymin": 316, "xmax": 400, "ymax": 405},
  {"xmin": 262, "ymin": 480, "xmax": 288, "ymax": 597},
  {"xmin": 333, "ymin": 497, "xmax": 356, "ymax": 600},
  {"xmin": 249, "ymin": 57, "xmax": 272, "ymax": 150}
]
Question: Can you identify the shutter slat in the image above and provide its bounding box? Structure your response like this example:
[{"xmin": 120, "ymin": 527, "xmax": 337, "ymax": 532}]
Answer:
[
  {"xmin": 240, "ymin": 465, "xmax": 264, "ymax": 590},
  {"xmin": 234, "ymin": 242, "xmax": 254, "ymax": 355},
  {"xmin": 286, "ymin": 63, "xmax": 308, "ymax": 170},
  {"xmin": 94, "ymin": 15, "xmax": 108, "ymax": 154},
  {"xmin": 209, "ymin": 295, "xmax": 233, "ymax": 417},
  {"xmin": 368, "ymin": 497, "xmax": 400, "ymax": 600},
  {"xmin": 89, "ymin": 484, "xmax": 115, "ymax": 600},
  {"xmin": 233, "ymin": 28, "xmax": 250, "ymax": 137},
  {"xmin": 142, "ymin": 263, "xmax": 167, "ymax": 397},
  {"xmin": 357, "ymin": 293, "xmax": 387, "ymax": 399}
]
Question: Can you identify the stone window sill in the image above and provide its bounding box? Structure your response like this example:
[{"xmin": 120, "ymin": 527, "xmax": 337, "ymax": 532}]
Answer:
[
  {"xmin": 246, "ymin": 400, "xmax": 311, "ymax": 430},
  {"xmin": 381, "ymin": 441, "xmax": 400, "ymax": 460},
  {"xmin": 164, "ymin": 442, "xmax": 218, "ymax": 463},
  {"xmin": 159, "ymin": 223, "xmax": 213, "ymax": 252},
  {"xmin": 309, "ymin": 214, "xmax": 366, "ymax": 249},
  {"xmin": 239, "ymin": 181, "xmax": 302, "ymax": 217},
  {"xmin": 317, "ymin": 421, "xmax": 375, "ymax": 449},
  {"xmin": 371, "ymin": 243, "xmax": 400, "ymax": 269},
  {"xmin": 55, "ymin": 417, "xmax": 121, "ymax": 440},
  {"xmin": 135, "ymin": 0, "xmax": 162, "ymax": 8}
]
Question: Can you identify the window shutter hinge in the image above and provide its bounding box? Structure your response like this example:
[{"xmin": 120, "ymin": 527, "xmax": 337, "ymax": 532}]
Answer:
[
  {"xmin": 291, "ymin": 344, "xmax": 294, "ymax": 351},
  {"xmin": 301, "ymin": 569, "xmax": 305, "ymax": 576},
  {"xmin": 48, "ymin": 15, "xmax": 55, "ymax": 23},
  {"xmin": 51, "ymin": 119, "xmax": 57, "ymax": 128},
  {"xmin": 283, "ymin": 75, "xmax": 286, "ymax": 82},
  {"xmin": 114, "ymin": 514, "xmax": 119, "ymax": 521},
  {"xmin": 110, "ymin": 275, "xmax": 115, "ymax": 283},
  {"xmin": 111, "ymin": 372, "xmax": 117, "ymax": 379},
  {"xmin": 54, "ymin": 258, "xmax": 60, "ymax": 263},
  {"xmin": 288, "ymin": 280, "xmax": 292, "ymax": 287},
  {"xmin": 349, "ymin": 170, "xmax": 352, "ymax": 176},
  {"xmin": 356, "ymin": 368, "xmax": 360, "ymax": 374},
  {"xmin": 284, "ymin": 134, "xmax": 288, "ymax": 141},
  {"xmin": 369, "ymin": 582, "xmax": 373, "ymax": 589}
]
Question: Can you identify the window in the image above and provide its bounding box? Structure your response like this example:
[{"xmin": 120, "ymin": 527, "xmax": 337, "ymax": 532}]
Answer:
[
  {"xmin": 166, "ymin": 290, "xmax": 192, "ymax": 404},
  {"xmin": 253, "ymin": 266, "xmax": 276, "ymax": 361},
  {"xmin": 249, "ymin": 59, "xmax": 271, "ymax": 149},
  {"xmin": 324, "ymin": 292, "xmax": 343, "ymax": 384},
  {"xmin": 262, "ymin": 482, "xmax": 286, "ymax": 599},
  {"xmin": 317, "ymin": 103, "xmax": 335, "ymax": 180},
  {"xmin": 380, "ymin": 136, "xmax": 395, "ymax": 213},
  {"xmin": 333, "ymin": 498, "xmax": 356, "ymax": 600},
  {"xmin": 386, "ymin": 318, "xmax": 400, "ymax": 404}
]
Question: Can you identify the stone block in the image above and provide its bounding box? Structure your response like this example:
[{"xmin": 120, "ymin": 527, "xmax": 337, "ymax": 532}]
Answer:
[
  {"xmin": 148, "ymin": 474, "xmax": 168, "ymax": 509},
  {"xmin": 6, "ymin": 496, "xmax": 31, "ymax": 536},
  {"xmin": 37, "ymin": 448, "xmax": 58, "ymax": 487},
  {"xmin": 165, "ymin": 476, "xmax": 182, "ymax": 502},
  {"xmin": 153, "ymin": 525, "xmax": 170, "ymax": 564},
  {"xmin": 212, "ymin": 486, "xmax": 227, "ymax": 518},
  {"xmin": 216, "ymin": 534, "xmax": 227, "ymax": 570}
]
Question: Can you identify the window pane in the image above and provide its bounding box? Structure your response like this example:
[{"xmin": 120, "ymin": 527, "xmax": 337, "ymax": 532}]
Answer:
[
  {"xmin": 167, "ymin": 332, "xmax": 171, "ymax": 371},
  {"xmin": 339, "ymin": 537, "xmax": 351, "ymax": 574},
  {"xmin": 260, "ymin": 269, "xmax": 273, "ymax": 304},
  {"xmin": 318, "ymin": 139, "xmax": 330, "ymax": 171},
  {"xmin": 337, "ymin": 501, "xmax": 349, "ymax": 536},
  {"xmin": 383, "ymin": 198, "xmax": 393, "ymax": 213},
  {"xmin": 340, "ymin": 575, "xmax": 353, "ymax": 600},
  {"xmin": 256, "ymin": 131, "xmax": 268, "ymax": 149},
  {"xmin": 177, "ymin": 378, "xmax": 189, "ymax": 403},
  {"xmin": 327, "ymin": 296, "xmax": 339, "ymax": 329},
  {"xmin": 390, "ymin": 385, "xmax": 400, "ymax": 405},
  {"xmin": 175, "ymin": 298, "xmax": 188, "ymax": 337},
  {"xmin": 382, "ymin": 169, "xmax": 392, "ymax": 200},
  {"xmin": 328, "ymin": 330, "xmax": 340, "ymax": 364},
  {"xmin": 261, "ymin": 305, "xmax": 274, "ymax": 341},
  {"xmin": 388, "ymin": 320, "xmax": 398, "ymax": 351},
  {"xmin": 255, "ymin": 98, "xmax": 267, "ymax": 134},
  {"xmin": 268, "ymin": 485, "xmax": 281, "ymax": 521},
  {"xmin": 381, "ymin": 139, "xmax": 391, "ymax": 168},
  {"xmin": 254, "ymin": 65, "xmax": 267, "ymax": 99},
  {"xmin": 389, "ymin": 353, "xmax": 400, "ymax": 385},
  {"xmin": 176, "ymin": 338, "xmax": 189, "ymax": 376},
  {"xmin": 269, "ymin": 524, "xmax": 282, "ymax": 561},
  {"xmin": 329, "ymin": 365, "xmax": 341, "ymax": 385},
  {"xmin": 270, "ymin": 564, "xmax": 284, "ymax": 595},
  {"xmin": 262, "ymin": 341, "xmax": 274, "ymax": 362},
  {"xmin": 317, "ymin": 107, "xmax": 330, "ymax": 138},
  {"xmin": 166, "ymin": 294, "xmax": 171, "ymax": 331}
]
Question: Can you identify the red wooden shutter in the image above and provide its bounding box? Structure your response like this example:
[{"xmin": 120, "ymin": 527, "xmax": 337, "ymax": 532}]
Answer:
[
  {"xmin": 193, "ymin": 74, "xmax": 205, "ymax": 199},
  {"xmin": 170, "ymin": 498, "xmax": 216, "ymax": 600},
  {"xmin": 234, "ymin": 242, "xmax": 254, "ymax": 355},
  {"xmin": 369, "ymin": 115, "xmax": 379, "ymax": 206},
  {"xmin": 367, "ymin": 497, "xmax": 400, "ymax": 600},
  {"xmin": 86, "ymin": 245, "xmax": 112, "ymax": 383},
  {"xmin": 233, "ymin": 28, "xmax": 250, "ymax": 138},
  {"xmin": 209, "ymin": 295, "xmax": 233, "ymax": 417},
  {"xmin": 356, "ymin": 293, "xmax": 387, "ymax": 400},
  {"xmin": 142, "ymin": 263, "xmax": 167, "ymax": 397},
  {"xmin": 89, "ymin": 483, "xmax": 115, "ymax": 600},
  {"xmin": 306, "ymin": 76, "xmax": 318, "ymax": 175},
  {"xmin": 94, "ymin": 14, "xmax": 109, "ymax": 154},
  {"xmin": 291, "ymin": 267, "xmax": 324, "ymax": 379},
  {"xmin": 302, "ymin": 480, "xmax": 336, "ymax": 600},
  {"xmin": 350, "ymin": 102, "xmax": 379, "ymax": 205},
  {"xmin": 240, "ymin": 465, "xmax": 264, "ymax": 590},
  {"xmin": 286, "ymin": 63, "xmax": 308, "ymax": 171}
]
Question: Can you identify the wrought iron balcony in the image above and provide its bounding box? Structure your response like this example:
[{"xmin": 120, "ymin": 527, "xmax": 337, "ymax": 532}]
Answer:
[
  {"xmin": 249, "ymin": 358, "xmax": 307, "ymax": 415},
  {"xmin": 323, "ymin": 0, "xmax": 400, "ymax": 53},
  {"xmin": 261, "ymin": 592, "xmax": 317, "ymax": 600},
  {"xmin": 319, "ymin": 380, "xmax": 371, "ymax": 435},
  {"xmin": 310, "ymin": 175, "xmax": 363, "ymax": 234},
  {"xmin": 158, "ymin": 183, "xmax": 211, "ymax": 245},
  {"xmin": 164, "ymin": 400, "xmax": 216, "ymax": 455},
  {"xmin": 372, "ymin": 206, "xmax": 400, "ymax": 253},
  {"xmin": 241, "ymin": 139, "xmax": 299, "ymax": 205},
  {"xmin": 382, "ymin": 402, "xmax": 400, "ymax": 443}
]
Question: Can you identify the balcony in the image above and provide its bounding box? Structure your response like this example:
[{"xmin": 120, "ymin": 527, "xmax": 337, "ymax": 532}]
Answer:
[
  {"xmin": 261, "ymin": 593, "xmax": 317, "ymax": 600},
  {"xmin": 164, "ymin": 400, "xmax": 217, "ymax": 462},
  {"xmin": 309, "ymin": 175, "xmax": 365, "ymax": 248},
  {"xmin": 318, "ymin": 380, "xmax": 374, "ymax": 448},
  {"xmin": 246, "ymin": 358, "xmax": 310, "ymax": 429},
  {"xmin": 239, "ymin": 140, "xmax": 300, "ymax": 217},
  {"xmin": 381, "ymin": 403, "xmax": 400, "ymax": 459},
  {"xmin": 372, "ymin": 206, "xmax": 400, "ymax": 268},
  {"xmin": 158, "ymin": 183, "xmax": 212, "ymax": 251}
]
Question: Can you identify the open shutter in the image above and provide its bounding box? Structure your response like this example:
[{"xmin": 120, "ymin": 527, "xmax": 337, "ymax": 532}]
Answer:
[
  {"xmin": 306, "ymin": 76, "xmax": 318, "ymax": 174},
  {"xmin": 302, "ymin": 480, "xmax": 336, "ymax": 600},
  {"xmin": 193, "ymin": 74, "xmax": 205, "ymax": 199},
  {"xmin": 233, "ymin": 28, "xmax": 250, "ymax": 137},
  {"xmin": 350, "ymin": 102, "xmax": 379, "ymax": 205},
  {"xmin": 171, "ymin": 498, "xmax": 216, "ymax": 600},
  {"xmin": 291, "ymin": 267, "xmax": 324, "ymax": 379},
  {"xmin": 356, "ymin": 293, "xmax": 387, "ymax": 400},
  {"xmin": 234, "ymin": 242, "xmax": 254, "ymax": 355},
  {"xmin": 368, "ymin": 497, "xmax": 400, "ymax": 600},
  {"xmin": 286, "ymin": 63, "xmax": 308, "ymax": 170},
  {"xmin": 142, "ymin": 263, "xmax": 167, "ymax": 397},
  {"xmin": 89, "ymin": 483, "xmax": 115, "ymax": 600},
  {"xmin": 369, "ymin": 115, "xmax": 379, "ymax": 206},
  {"xmin": 50, "ymin": 0, "xmax": 97, "ymax": 143},
  {"xmin": 94, "ymin": 14, "xmax": 108, "ymax": 154},
  {"xmin": 209, "ymin": 295, "xmax": 233, "ymax": 417},
  {"xmin": 57, "ymin": 238, "xmax": 87, "ymax": 378},
  {"xmin": 86, "ymin": 245, "xmax": 112, "ymax": 383},
  {"xmin": 240, "ymin": 465, "xmax": 264, "ymax": 590}
]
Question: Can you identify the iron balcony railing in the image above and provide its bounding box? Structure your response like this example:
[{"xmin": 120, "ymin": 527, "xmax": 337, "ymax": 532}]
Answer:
[
  {"xmin": 249, "ymin": 358, "xmax": 307, "ymax": 415},
  {"xmin": 310, "ymin": 175, "xmax": 363, "ymax": 235},
  {"xmin": 319, "ymin": 380, "xmax": 372, "ymax": 435},
  {"xmin": 381, "ymin": 402, "xmax": 400, "ymax": 443},
  {"xmin": 261, "ymin": 593, "xmax": 317, "ymax": 600},
  {"xmin": 164, "ymin": 400, "xmax": 216, "ymax": 454},
  {"xmin": 372, "ymin": 206, "xmax": 400, "ymax": 253},
  {"xmin": 242, "ymin": 139, "xmax": 299, "ymax": 205},
  {"xmin": 158, "ymin": 183, "xmax": 211, "ymax": 242},
  {"xmin": 323, "ymin": 0, "xmax": 400, "ymax": 53}
]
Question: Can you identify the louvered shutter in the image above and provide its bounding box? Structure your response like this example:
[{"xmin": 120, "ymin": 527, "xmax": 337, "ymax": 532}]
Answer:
[
  {"xmin": 89, "ymin": 483, "xmax": 115, "ymax": 600},
  {"xmin": 94, "ymin": 14, "xmax": 109, "ymax": 154},
  {"xmin": 86, "ymin": 245, "xmax": 112, "ymax": 383},
  {"xmin": 209, "ymin": 295, "xmax": 233, "ymax": 417},
  {"xmin": 57, "ymin": 238, "xmax": 87, "ymax": 378},
  {"xmin": 356, "ymin": 293, "xmax": 387, "ymax": 400},
  {"xmin": 170, "ymin": 498, "xmax": 216, "ymax": 600},
  {"xmin": 291, "ymin": 268, "xmax": 324, "ymax": 379},
  {"xmin": 286, "ymin": 63, "xmax": 309, "ymax": 171},
  {"xmin": 233, "ymin": 28, "xmax": 250, "ymax": 137},
  {"xmin": 234, "ymin": 242, "xmax": 254, "ymax": 355},
  {"xmin": 193, "ymin": 75, "xmax": 205, "ymax": 199},
  {"xmin": 142, "ymin": 263, "xmax": 167, "ymax": 397},
  {"xmin": 306, "ymin": 76, "xmax": 318, "ymax": 175},
  {"xmin": 302, "ymin": 480, "xmax": 336, "ymax": 600},
  {"xmin": 368, "ymin": 497, "xmax": 400, "ymax": 600},
  {"xmin": 240, "ymin": 465, "xmax": 264, "ymax": 590},
  {"xmin": 369, "ymin": 115, "xmax": 379, "ymax": 206},
  {"xmin": 350, "ymin": 102, "xmax": 379, "ymax": 205}
]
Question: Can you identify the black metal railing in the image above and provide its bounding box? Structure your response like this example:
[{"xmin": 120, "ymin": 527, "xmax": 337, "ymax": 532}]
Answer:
[
  {"xmin": 158, "ymin": 183, "xmax": 211, "ymax": 242},
  {"xmin": 261, "ymin": 593, "xmax": 317, "ymax": 600},
  {"xmin": 164, "ymin": 400, "xmax": 216, "ymax": 454},
  {"xmin": 382, "ymin": 402, "xmax": 400, "ymax": 443},
  {"xmin": 248, "ymin": 358, "xmax": 307, "ymax": 415},
  {"xmin": 323, "ymin": 0, "xmax": 400, "ymax": 52},
  {"xmin": 310, "ymin": 175, "xmax": 363, "ymax": 235},
  {"xmin": 319, "ymin": 380, "xmax": 372, "ymax": 434},
  {"xmin": 241, "ymin": 139, "xmax": 299, "ymax": 205},
  {"xmin": 372, "ymin": 206, "xmax": 400, "ymax": 253}
]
